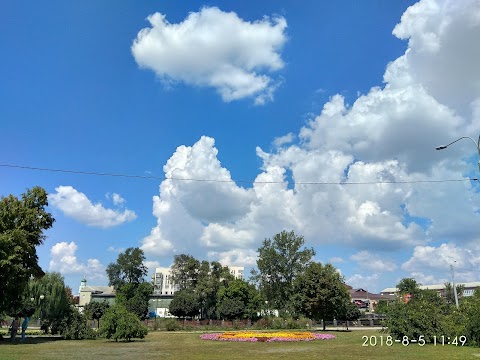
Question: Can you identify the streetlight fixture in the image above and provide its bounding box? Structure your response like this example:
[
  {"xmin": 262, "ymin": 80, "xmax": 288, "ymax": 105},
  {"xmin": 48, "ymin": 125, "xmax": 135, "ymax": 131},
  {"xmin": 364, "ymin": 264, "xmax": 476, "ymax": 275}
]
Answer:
[
  {"xmin": 39, "ymin": 294, "xmax": 45, "ymax": 329},
  {"xmin": 435, "ymin": 135, "xmax": 480, "ymax": 172}
]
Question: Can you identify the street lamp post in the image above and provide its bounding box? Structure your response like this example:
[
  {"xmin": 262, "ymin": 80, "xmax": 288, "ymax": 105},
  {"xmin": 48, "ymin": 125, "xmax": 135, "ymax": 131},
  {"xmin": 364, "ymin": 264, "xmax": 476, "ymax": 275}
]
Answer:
[
  {"xmin": 435, "ymin": 135, "xmax": 480, "ymax": 172},
  {"xmin": 39, "ymin": 294, "xmax": 45, "ymax": 329}
]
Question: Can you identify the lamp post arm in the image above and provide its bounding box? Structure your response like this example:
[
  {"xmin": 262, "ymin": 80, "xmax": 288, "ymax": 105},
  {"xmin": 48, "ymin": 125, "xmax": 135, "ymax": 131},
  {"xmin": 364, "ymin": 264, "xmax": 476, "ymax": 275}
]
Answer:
[{"xmin": 442, "ymin": 136, "xmax": 479, "ymax": 150}]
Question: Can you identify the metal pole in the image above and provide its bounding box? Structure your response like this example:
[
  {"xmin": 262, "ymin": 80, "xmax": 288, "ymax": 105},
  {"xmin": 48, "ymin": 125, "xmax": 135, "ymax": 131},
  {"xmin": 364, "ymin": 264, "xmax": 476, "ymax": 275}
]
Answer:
[{"xmin": 450, "ymin": 265, "xmax": 459, "ymax": 309}]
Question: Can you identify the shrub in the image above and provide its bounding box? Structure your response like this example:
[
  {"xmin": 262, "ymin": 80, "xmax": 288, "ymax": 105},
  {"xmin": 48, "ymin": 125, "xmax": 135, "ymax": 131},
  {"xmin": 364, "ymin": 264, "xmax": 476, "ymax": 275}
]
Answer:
[
  {"xmin": 164, "ymin": 319, "xmax": 180, "ymax": 331},
  {"xmin": 60, "ymin": 309, "xmax": 96, "ymax": 340},
  {"xmin": 99, "ymin": 305, "xmax": 147, "ymax": 342}
]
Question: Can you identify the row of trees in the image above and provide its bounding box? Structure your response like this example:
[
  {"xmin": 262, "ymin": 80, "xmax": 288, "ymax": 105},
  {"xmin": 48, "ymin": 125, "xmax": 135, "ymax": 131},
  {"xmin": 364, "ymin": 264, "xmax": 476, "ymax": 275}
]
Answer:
[
  {"xmin": 166, "ymin": 231, "xmax": 360, "ymax": 328},
  {"xmin": 0, "ymin": 187, "xmax": 358, "ymax": 338}
]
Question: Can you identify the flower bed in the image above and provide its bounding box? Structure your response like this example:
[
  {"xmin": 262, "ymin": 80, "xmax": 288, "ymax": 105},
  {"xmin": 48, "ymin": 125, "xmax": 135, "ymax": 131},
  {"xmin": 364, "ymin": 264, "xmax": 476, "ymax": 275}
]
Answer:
[{"xmin": 200, "ymin": 331, "xmax": 335, "ymax": 342}]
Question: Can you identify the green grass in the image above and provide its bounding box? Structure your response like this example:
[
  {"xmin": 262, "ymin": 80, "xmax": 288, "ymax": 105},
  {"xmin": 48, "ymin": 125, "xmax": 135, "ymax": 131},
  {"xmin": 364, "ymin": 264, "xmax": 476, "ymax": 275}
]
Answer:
[{"xmin": 1, "ymin": 330, "xmax": 480, "ymax": 360}]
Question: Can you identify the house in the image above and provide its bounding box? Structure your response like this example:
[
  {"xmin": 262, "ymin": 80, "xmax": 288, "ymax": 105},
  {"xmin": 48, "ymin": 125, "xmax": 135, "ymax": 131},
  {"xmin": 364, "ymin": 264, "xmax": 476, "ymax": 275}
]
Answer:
[
  {"xmin": 78, "ymin": 278, "xmax": 115, "ymax": 308},
  {"xmin": 349, "ymin": 288, "xmax": 396, "ymax": 312}
]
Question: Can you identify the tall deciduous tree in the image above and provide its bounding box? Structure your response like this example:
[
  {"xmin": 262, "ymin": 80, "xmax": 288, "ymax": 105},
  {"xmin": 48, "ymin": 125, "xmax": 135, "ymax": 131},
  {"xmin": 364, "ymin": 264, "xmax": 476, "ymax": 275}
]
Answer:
[
  {"xmin": 294, "ymin": 262, "xmax": 350, "ymax": 330},
  {"xmin": 170, "ymin": 254, "xmax": 200, "ymax": 291},
  {"xmin": 251, "ymin": 231, "xmax": 315, "ymax": 313},
  {"xmin": 196, "ymin": 260, "xmax": 233, "ymax": 319},
  {"xmin": 0, "ymin": 187, "xmax": 54, "ymax": 315},
  {"xmin": 106, "ymin": 247, "xmax": 147, "ymax": 289},
  {"xmin": 106, "ymin": 248, "xmax": 152, "ymax": 319}
]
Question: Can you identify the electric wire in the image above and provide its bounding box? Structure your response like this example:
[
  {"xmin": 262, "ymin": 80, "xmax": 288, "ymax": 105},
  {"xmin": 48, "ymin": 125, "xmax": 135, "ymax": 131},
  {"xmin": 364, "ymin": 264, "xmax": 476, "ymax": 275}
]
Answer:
[{"xmin": 0, "ymin": 163, "xmax": 478, "ymax": 185}]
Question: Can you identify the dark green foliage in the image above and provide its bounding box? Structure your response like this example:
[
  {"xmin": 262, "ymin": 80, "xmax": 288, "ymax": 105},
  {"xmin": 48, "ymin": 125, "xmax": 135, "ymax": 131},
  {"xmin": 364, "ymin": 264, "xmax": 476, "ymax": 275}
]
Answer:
[
  {"xmin": 116, "ymin": 282, "xmax": 153, "ymax": 320},
  {"xmin": 217, "ymin": 298, "xmax": 245, "ymax": 320},
  {"xmin": 99, "ymin": 305, "xmax": 147, "ymax": 342},
  {"xmin": 170, "ymin": 254, "xmax": 201, "ymax": 291},
  {"xmin": 84, "ymin": 301, "xmax": 109, "ymax": 328},
  {"xmin": 462, "ymin": 290, "xmax": 480, "ymax": 346},
  {"xmin": 106, "ymin": 247, "xmax": 148, "ymax": 290},
  {"xmin": 169, "ymin": 289, "xmax": 200, "ymax": 319},
  {"xmin": 397, "ymin": 278, "xmax": 421, "ymax": 298},
  {"xmin": 251, "ymin": 231, "xmax": 315, "ymax": 314},
  {"xmin": 60, "ymin": 309, "xmax": 96, "ymax": 340},
  {"xmin": 0, "ymin": 187, "xmax": 55, "ymax": 315},
  {"xmin": 217, "ymin": 279, "xmax": 262, "ymax": 320},
  {"xmin": 383, "ymin": 279, "xmax": 467, "ymax": 344},
  {"xmin": 294, "ymin": 262, "xmax": 350, "ymax": 330},
  {"xmin": 195, "ymin": 260, "xmax": 233, "ymax": 320},
  {"xmin": 444, "ymin": 282, "xmax": 464, "ymax": 306},
  {"xmin": 106, "ymin": 248, "xmax": 152, "ymax": 320}
]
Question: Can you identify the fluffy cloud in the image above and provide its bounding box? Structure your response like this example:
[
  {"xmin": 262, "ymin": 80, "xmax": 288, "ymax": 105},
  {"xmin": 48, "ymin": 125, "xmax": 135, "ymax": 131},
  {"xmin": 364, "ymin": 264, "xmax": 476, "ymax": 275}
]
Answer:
[
  {"xmin": 208, "ymin": 249, "xmax": 258, "ymax": 266},
  {"xmin": 402, "ymin": 243, "xmax": 480, "ymax": 276},
  {"xmin": 346, "ymin": 274, "xmax": 380, "ymax": 290},
  {"xmin": 131, "ymin": 7, "xmax": 287, "ymax": 104},
  {"xmin": 49, "ymin": 186, "xmax": 137, "ymax": 228},
  {"xmin": 49, "ymin": 242, "xmax": 105, "ymax": 280},
  {"xmin": 142, "ymin": 0, "xmax": 480, "ymax": 284},
  {"xmin": 350, "ymin": 251, "xmax": 397, "ymax": 272}
]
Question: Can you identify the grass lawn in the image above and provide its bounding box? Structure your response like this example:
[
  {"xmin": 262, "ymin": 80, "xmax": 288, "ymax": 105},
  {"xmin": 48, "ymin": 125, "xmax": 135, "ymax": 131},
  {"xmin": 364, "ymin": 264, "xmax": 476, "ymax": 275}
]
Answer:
[{"xmin": 1, "ymin": 330, "xmax": 480, "ymax": 360}]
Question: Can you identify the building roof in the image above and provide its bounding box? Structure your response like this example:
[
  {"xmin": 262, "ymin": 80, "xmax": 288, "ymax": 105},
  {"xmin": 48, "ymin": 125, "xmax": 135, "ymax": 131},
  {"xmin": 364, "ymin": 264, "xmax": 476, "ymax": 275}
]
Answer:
[
  {"xmin": 381, "ymin": 282, "xmax": 480, "ymax": 294},
  {"xmin": 350, "ymin": 288, "xmax": 396, "ymax": 301},
  {"xmin": 80, "ymin": 285, "xmax": 115, "ymax": 295}
]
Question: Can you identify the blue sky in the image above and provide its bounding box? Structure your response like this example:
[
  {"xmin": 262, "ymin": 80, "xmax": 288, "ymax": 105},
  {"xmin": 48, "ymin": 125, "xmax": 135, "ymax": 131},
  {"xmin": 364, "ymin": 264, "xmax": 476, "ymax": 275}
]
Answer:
[{"xmin": 1, "ymin": 0, "xmax": 480, "ymax": 294}]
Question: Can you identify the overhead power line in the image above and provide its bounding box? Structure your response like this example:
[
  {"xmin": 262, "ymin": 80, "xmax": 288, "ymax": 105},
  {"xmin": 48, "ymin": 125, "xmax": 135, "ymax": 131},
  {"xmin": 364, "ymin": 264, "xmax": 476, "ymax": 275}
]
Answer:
[{"xmin": 0, "ymin": 163, "xmax": 478, "ymax": 185}]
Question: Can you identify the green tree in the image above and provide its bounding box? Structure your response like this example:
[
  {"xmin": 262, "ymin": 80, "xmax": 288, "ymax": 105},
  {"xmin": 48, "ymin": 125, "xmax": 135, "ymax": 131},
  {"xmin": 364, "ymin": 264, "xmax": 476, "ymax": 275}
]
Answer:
[
  {"xmin": 29, "ymin": 272, "xmax": 72, "ymax": 334},
  {"xmin": 251, "ymin": 231, "xmax": 315, "ymax": 313},
  {"xmin": 168, "ymin": 289, "xmax": 200, "ymax": 319},
  {"xmin": 217, "ymin": 278, "xmax": 262, "ymax": 320},
  {"xmin": 294, "ymin": 262, "xmax": 350, "ymax": 330},
  {"xmin": 106, "ymin": 247, "xmax": 147, "ymax": 289},
  {"xmin": 170, "ymin": 254, "xmax": 200, "ymax": 291},
  {"xmin": 196, "ymin": 261, "xmax": 233, "ymax": 319},
  {"xmin": 444, "ymin": 282, "xmax": 464, "ymax": 306},
  {"xmin": 397, "ymin": 278, "xmax": 421, "ymax": 299},
  {"xmin": 383, "ymin": 280, "xmax": 462, "ymax": 343},
  {"xmin": 99, "ymin": 305, "xmax": 147, "ymax": 342},
  {"xmin": 84, "ymin": 301, "xmax": 110, "ymax": 328},
  {"xmin": 0, "ymin": 187, "xmax": 55, "ymax": 315},
  {"xmin": 106, "ymin": 248, "xmax": 153, "ymax": 319}
]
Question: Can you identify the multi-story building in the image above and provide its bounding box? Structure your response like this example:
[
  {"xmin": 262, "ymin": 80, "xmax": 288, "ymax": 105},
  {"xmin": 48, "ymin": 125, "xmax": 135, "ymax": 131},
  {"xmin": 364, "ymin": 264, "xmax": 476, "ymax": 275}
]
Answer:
[
  {"xmin": 380, "ymin": 281, "xmax": 480, "ymax": 298},
  {"xmin": 151, "ymin": 267, "xmax": 178, "ymax": 295},
  {"xmin": 151, "ymin": 265, "xmax": 245, "ymax": 295}
]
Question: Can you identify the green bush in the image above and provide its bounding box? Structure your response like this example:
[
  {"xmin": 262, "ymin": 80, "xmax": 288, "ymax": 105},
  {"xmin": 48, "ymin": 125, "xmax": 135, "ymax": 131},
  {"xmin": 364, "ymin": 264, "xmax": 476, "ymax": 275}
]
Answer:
[
  {"xmin": 99, "ymin": 305, "xmax": 147, "ymax": 342},
  {"xmin": 60, "ymin": 310, "xmax": 96, "ymax": 340},
  {"xmin": 164, "ymin": 319, "xmax": 180, "ymax": 331}
]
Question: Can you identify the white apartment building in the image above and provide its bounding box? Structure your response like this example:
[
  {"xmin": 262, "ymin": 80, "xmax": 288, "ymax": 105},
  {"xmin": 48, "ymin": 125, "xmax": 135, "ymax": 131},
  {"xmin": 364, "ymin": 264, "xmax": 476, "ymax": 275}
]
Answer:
[{"xmin": 152, "ymin": 265, "xmax": 245, "ymax": 295}]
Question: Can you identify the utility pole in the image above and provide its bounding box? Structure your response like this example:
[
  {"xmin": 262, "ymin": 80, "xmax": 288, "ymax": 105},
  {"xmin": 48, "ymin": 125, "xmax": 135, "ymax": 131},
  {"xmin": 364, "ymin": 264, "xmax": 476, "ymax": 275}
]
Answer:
[{"xmin": 450, "ymin": 264, "xmax": 459, "ymax": 309}]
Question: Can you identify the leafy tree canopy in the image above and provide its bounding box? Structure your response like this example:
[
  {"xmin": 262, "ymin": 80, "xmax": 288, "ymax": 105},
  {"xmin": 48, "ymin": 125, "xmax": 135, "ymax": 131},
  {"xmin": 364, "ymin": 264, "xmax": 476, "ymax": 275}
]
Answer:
[
  {"xmin": 251, "ymin": 231, "xmax": 315, "ymax": 312},
  {"xmin": 294, "ymin": 262, "xmax": 350, "ymax": 330},
  {"xmin": 168, "ymin": 289, "xmax": 200, "ymax": 319},
  {"xmin": 106, "ymin": 247, "xmax": 147, "ymax": 289},
  {"xmin": 0, "ymin": 187, "xmax": 54, "ymax": 315},
  {"xmin": 84, "ymin": 301, "xmax": 110, "ymax": 328},
  {"xmin": 106, "ymin": 248, "xmax": 152, "ymax": 319},
  {"xmin": 170, "ymin": 254, "xmax": 200, "ymax": 291}
]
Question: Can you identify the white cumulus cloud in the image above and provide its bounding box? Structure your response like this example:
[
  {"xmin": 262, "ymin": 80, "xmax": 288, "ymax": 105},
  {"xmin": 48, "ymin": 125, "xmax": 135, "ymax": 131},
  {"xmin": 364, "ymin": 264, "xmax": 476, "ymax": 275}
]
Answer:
[
  {"xmin": 49, "ymin": 186, "xmax": 137, "ymax": 228},
  {"xmin": 131, "ymin": 7, "xmax": 287, "ymax": 104},
  {"xmin": 141, "ymin": 0, "xmax": 480, "ymax": 285},
  {"xmin": 49, "ymin": 242, "xmax": 105, "ymax": 280}
]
